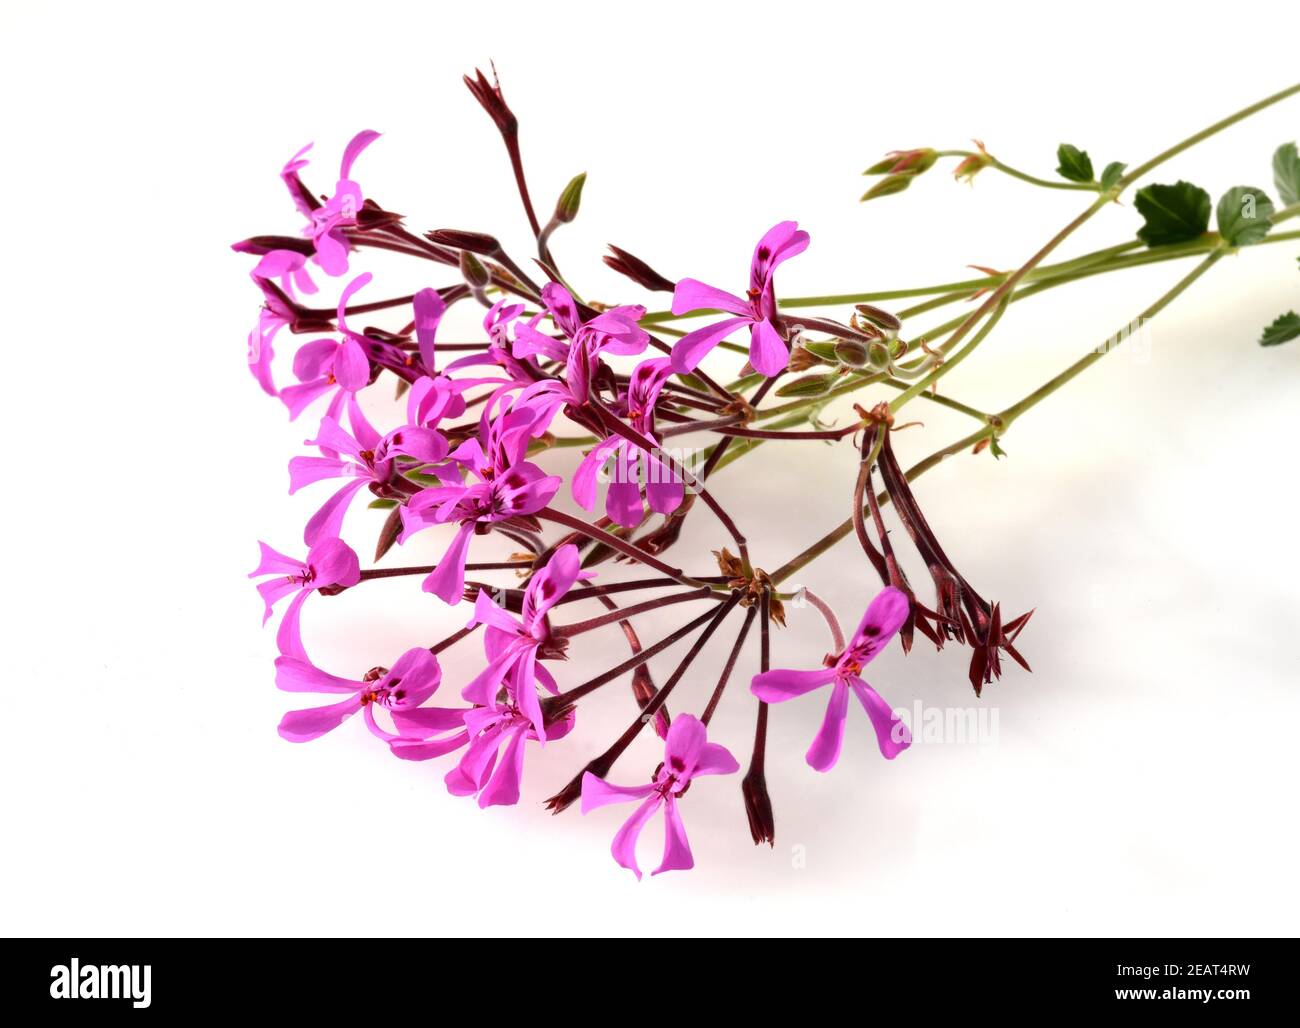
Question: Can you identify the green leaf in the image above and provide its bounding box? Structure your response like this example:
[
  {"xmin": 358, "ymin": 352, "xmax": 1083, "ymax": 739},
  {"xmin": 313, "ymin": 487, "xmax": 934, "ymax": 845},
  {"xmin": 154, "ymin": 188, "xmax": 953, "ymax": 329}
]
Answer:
[
  {"xmin": 1216, "ymin": 186, "xmax": 1276, "ymax": 246},
  {"xmin": 1055, "ymin": 144, "xmax": 1094, "ymax": 183},
  {"xmin": 1134, "ymin": 181, "xmax": 1212, "ymax": 246},
  {"xmin": 1273, "ymin": 142, "xmax": 1300, "ymax": 207},
  {"xmin": 367, "ymin": 498, "xmax": 398, "ymax": 510},
  {"xmin": 1260, "ymin": 311, "xmax": 1300, "ymax": 346},
  {"xmin": 1100, "ymin": 161, "xmax": 1127, "ymax": 192},
  {"xmin": 775, "ymin": 373, "xmax": 836, "ymax": 398}
]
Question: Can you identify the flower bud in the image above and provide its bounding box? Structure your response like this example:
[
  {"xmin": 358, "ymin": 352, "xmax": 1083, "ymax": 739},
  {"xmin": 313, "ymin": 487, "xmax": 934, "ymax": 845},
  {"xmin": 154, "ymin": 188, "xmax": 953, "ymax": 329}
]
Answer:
[
  {"xmin": 833, "ymin": 339, "xmax": 869, "ymax": 367},
  {"xmin": 953, "ymin": 140, "xmax": 992, "ymax": 184},
  {"xmin": 459, "ymin": 250, "xmax": 490, "ymax": 289},
  {"xmin": 863, "ymin": 148, "xmax": 938, "ymax": 176},
  {"xmin": 860, "ymin": 173, "xmax": 915, "ymax": 202},
  {"xmin": 774, "ymin": 373, "xmax": 835, "ymax": 398},
  {"xmin": 853, "ymin": 304, "xmax": 901, "ymax": 338},
  {"xmin": 553, "ymin": 172, "xmax": 587, "ymax": 225},
  {"xmin": 426, "ymin": 229, "xmax": 499, "ymax": 255},
  {"xmin": 603, "ymin": 245, "xmax": 676, "ymax": 293},
  {"xmin": 867, "ymin": 340, "xmax": 893, "ymax": 371}
]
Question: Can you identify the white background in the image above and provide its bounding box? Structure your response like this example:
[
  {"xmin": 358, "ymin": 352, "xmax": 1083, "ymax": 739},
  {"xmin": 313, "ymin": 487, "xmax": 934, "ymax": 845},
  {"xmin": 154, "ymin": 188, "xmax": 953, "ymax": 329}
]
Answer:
[{"xmin": 2, "ymin": 1, "xmax": 1298, "ymax": 937}]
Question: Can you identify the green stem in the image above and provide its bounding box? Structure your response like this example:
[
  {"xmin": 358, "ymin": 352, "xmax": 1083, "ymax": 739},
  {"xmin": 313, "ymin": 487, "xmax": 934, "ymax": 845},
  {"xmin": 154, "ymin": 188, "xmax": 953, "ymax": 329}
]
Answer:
[
  {"xmin": 986, "ymin": 155, "xmax": 1096, "ymax": 191},
  {"xmin": 1118, "ymin": 82, "xmax": 1300, "ymax": 189},
  {"xmin": 889, "ymin": 298, "xmax": 1009, "ymax": 413},
  {"xmin": 997, "ymin": 250, "xmax": 1226, "ymax": 427},
  {"xmin": 772, "ymin": 247, "xmax": 1231, "ymax": 585}
]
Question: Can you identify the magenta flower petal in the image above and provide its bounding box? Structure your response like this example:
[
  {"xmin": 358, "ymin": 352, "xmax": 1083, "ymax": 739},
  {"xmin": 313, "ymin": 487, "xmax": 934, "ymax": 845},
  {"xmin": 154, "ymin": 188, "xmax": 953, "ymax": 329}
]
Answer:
[
  {"xmin": 521, "ymin": 544, "xmax": 588, "ymax": 628},
  {"xmin": 692, "ymin": 742, "xmax": 741, "ymax": 778},
  {"xmin": 303, "ymin": 478, "xmax": 367, "ymax": 547},
  {"xmin": 605, "ymin": 446, "xmax": 644, "ymax": 527},
  {"xmin": 478, "ymin": 727, "xmax": 527, "ymax": 808},
  {"xmin": 579, "ymin": 772, "xmax": 657, "ymax": 813},
  {"xmin": 750, "ymin": 220, "xmax": 810, "ymax": 291},
  {"xmin": 671, "ymin": 278, "xmax": 750, "ymax": 317},
  {"xmin": 307, "ymin": 415, "xmax": 365, "ymax": 461},
  {"xmin": 610, "ymin": 793, "xmax": 663, "ymax": 881},
  {"xmin": 306, "ymin": 538, "xmax": 361, "ymax": 587},
  {"xmin": 339, "ymin": 129, "xmax": 380, "ymax": 180},
  {"xmin": 849, "ymin": 677, "xmax": 912, "ymax": 759},
  {"xmin": 849, "ymin": 585, "xmax": 911, "ymax": 659},
  {"xmin": 250, "ymin": 541, "xmax": 303, "ymax": 579},
  {"xmin": 383, "ymin": 648, "xmax": 444, "ymax": 709},
  {"xmin": 275, "ymin": 589, "xmax": 311, "ymax": 660},
  {"xmin": 391, "ymin": 706, "xmax": 467, "ymax": 736},
  {"xmin": 670, "ymin": 315, "xmax": 751, "ymax": 374},
  {"xmin": 274, "ymin": 656, "xmax": 358, "ymax": 694},
  {"xmin": 413, "ymin": 288, "xmax": 446, "ymax": 373},
  {"xmin": 389, "ymin": 731, "xmax": 471, "ymax": 761},
  {"xmin": 664, "ymin": 713, "xmax": 707, "ymax": 768},
  {"xmin": 750, "ymin": 666, "xmax": 837, "ymax": 702},
  {"xmin": 747, "ymin": 317, "xmax": 789, "ymax": 377},
  {"xmin": 511, "ymin": 650, "xmax": 548, "ymax": 741},
  {"xmin": 333, "ymin": 337, "xmax": 370, "ymax": 393},
  {"xmin": 288, "ymin": 455, "xmax": 348, "ymax": 493},
  {"xmin": 643, "ymin": 452, "xmax": 684, "ymax": 516},
  {"xmin": 422, "ymin": 521, "xmax": 476, "ymax": 604},
  {"xmin": 278, "ymin": 694, "xmax": 364, "ymax": 742},
  {"xmin": 806, "ymin": 678, "xmax": 851, "ymax": 772},
  {"xmin": 571, "ymin": 436, "xmax": 621, "ymax": 511},
  {"xmin": 279, "ymin": 379, "xmax": 334, "ymax": 421},
  {"xmin": 652, "ymin": 796, "xmax": 694, "ymax": 876},
  {"xmin": 388, "ymin": 426, "xmax": 447, "ymax": 464}
]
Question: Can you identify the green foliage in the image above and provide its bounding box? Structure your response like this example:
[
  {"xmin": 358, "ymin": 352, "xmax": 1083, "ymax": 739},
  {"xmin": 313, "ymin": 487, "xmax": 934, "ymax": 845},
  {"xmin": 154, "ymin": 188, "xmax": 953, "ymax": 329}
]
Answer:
[
  {"xmin": 1055, "ymin": 143, "xmax": 1094, "ymax": 183},
  {"xmin": 1216, "ymin": 186, "xmax": 1276, "ymax": 246},
  {"xmin": 1272, "ymin": 142, "xmax": 1300, "ymax": 207},
  {"xmin": 1134, "ymin": 181, "xmax": 1211, "ymax": 246},
  {"xmin": 1259, "ymin": 311, "xmax": 1300, "ymax": 346}
]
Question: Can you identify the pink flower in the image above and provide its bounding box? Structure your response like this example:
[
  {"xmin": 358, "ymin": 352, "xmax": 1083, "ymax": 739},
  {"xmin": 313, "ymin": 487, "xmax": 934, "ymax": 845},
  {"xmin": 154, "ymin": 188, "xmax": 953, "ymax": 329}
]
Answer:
[
  {"xmin": 398, "ymin": 393, "xmax": 561, "ymax": 603},
  {"xmin": 670, "ymin": 220, "xmax": 809, "ymax": 377},
  {"xmin": 278, "ymin": 273, "xmax": 375, "ymax": 422},
  {"xmin": 249, "ymin": 538, "xmax": 361, "ymax": 658},
  {"xmin": 461, "ymin": 544, "xmax": 593, "ymax": 739},
  {"xmin": 580, "ymin": 714, "xmax": 738, "ymax": 880},
  {"xmin": 446, "ymin": 698, "xmax": 575, "ymax": 809},
  {"xmin": 246, "ymin": 250, "xmax": 319, "ymax": 397},
  {"xmin": 288, "ymin": 405, "xmax": 448, "ymax": 547},
  {"xmin": 412, "ymin": 287, "xmax": 445, "ymax": 374},
  {"xmin": 283, "ymin": 131, "xmax": 382, "ymax": 277},
  {"xmin": 514, "ymin": 282, "xmax": 648, "ymax": 363},
  {"xmin": 751, "ymin": 586, "xmax": 913, "ymax": 771},
  {"xmin": 445, "ymin": 300, "xmax": 540, "ymax": 389},
  {"xmin": 571, "ymin": 357, "xmax": 684, "ymax": 526},
  {"xmin": 276, "ymin": 646, "xmax": 462, "ymax": 746}
]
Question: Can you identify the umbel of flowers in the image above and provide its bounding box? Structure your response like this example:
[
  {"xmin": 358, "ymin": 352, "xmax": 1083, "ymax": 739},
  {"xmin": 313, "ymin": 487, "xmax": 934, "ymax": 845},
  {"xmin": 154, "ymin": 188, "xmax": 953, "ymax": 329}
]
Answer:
[{"xmin": 237, "ymin": 68, "xmax": 1300, "ymax": 875}]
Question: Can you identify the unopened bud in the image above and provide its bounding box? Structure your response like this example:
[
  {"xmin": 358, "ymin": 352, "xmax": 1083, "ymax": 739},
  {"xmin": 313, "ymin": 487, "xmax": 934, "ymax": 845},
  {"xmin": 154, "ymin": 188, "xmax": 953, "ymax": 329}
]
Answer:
[
  {"xmin": 426, "ymin": 229, "xmax": 499, "ymax": 255},
  {"xmin": 860, "ymin": 173, "xmax": 916, "ymax": 202},
  {"xmin": 853, "ymin": 304, "xmax": 901, "ymax": 338},
  {"xmin": 554, "ymin": 172, "xmax": 587, "ymax": 224},
  {"xmin": 833, "ymin": 339, "xmax": 869, "ymax": 367},
  {"xmin": 459, "ymin": 250, "xmax": 490, "ymax": 288},
  {"xmin": 867, "ymin": 340, "xmax": 893, "ymax": 371},
  {"xmin": 863, "ymin": 148, "xmax": 938, "ymax": 176},
  {"xmin": 774, "ymin": 372, "xmax": 836, "ymax": 398},
  {"xmin": 603, "ymin": 245, "xmax": 676, "ymax": 293}
]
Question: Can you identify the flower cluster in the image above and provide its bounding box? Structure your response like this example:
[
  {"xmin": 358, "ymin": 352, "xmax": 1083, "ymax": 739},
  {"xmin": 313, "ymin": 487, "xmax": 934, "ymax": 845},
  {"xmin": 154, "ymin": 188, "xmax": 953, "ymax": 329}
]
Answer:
[{"xmin": 236, "ymin": 67, "xmax": 1037, "ymax": 878}]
